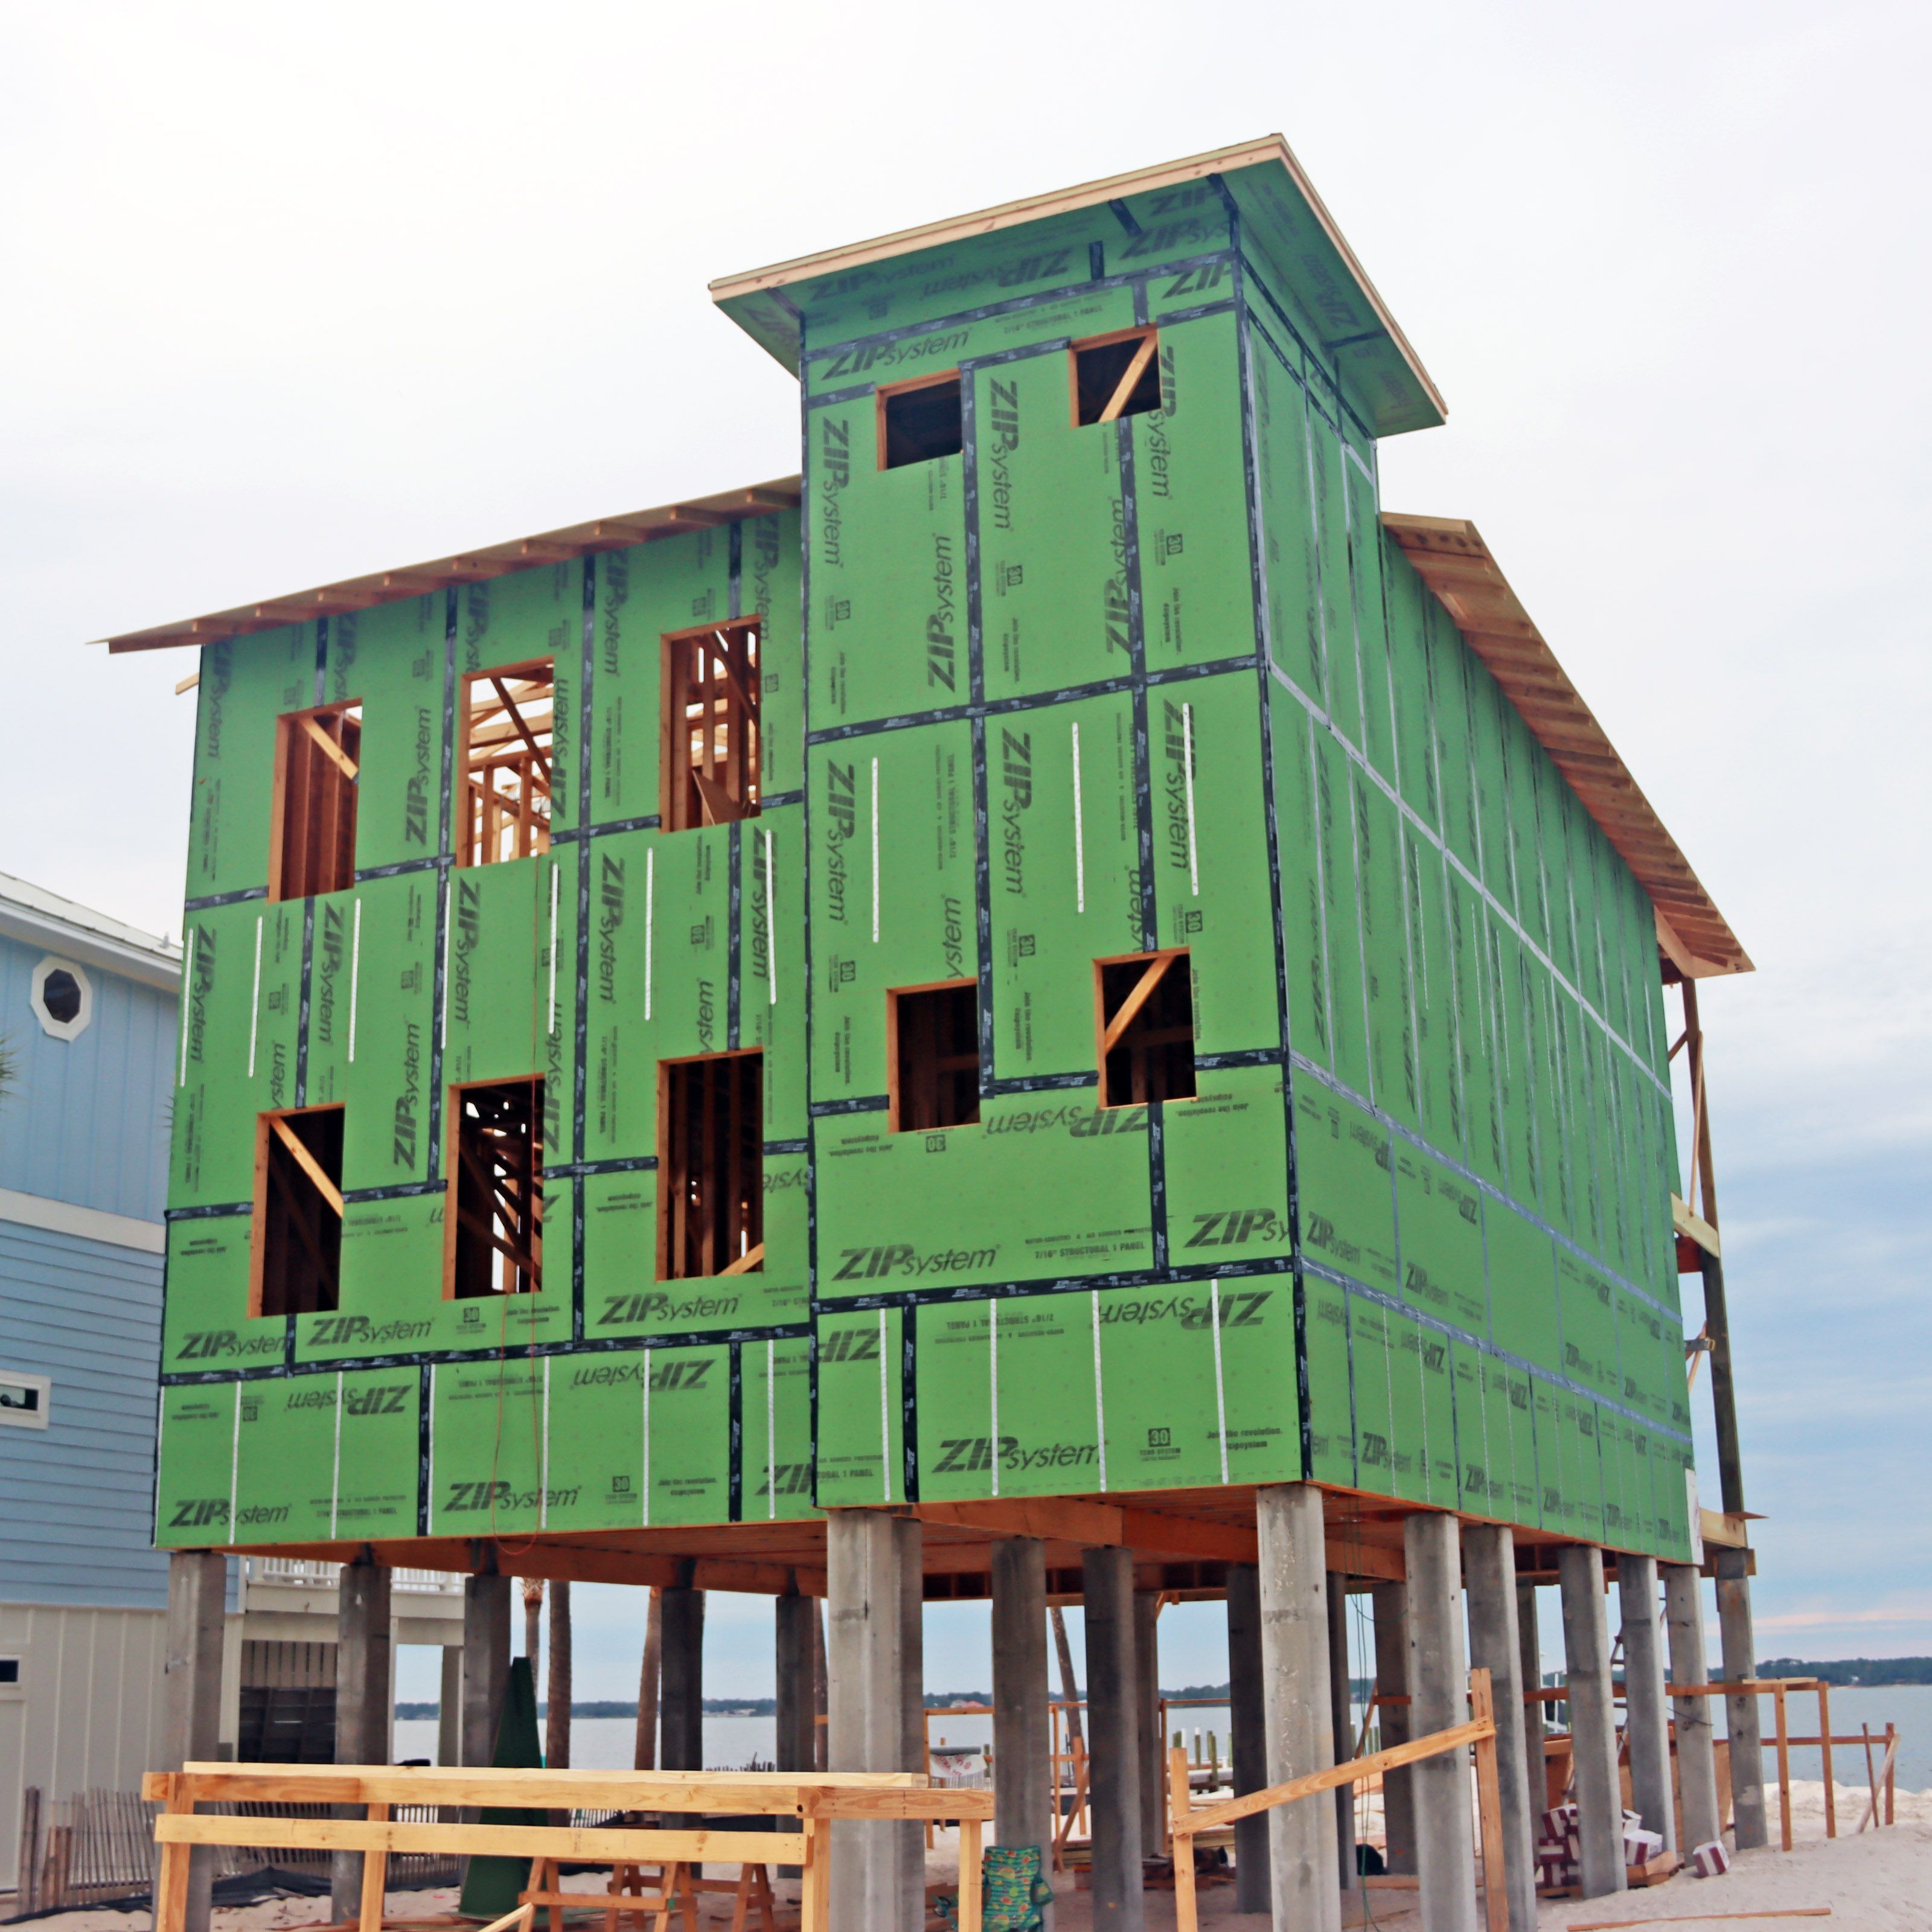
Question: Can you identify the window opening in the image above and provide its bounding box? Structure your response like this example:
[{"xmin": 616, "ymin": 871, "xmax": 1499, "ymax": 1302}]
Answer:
[
  {"xmin": 889, "ymin": 981, "xmax": 981, "ymax": 1132},
  {"xmin": 1073, "ymin": 329, "xmax": 1161, "ymax": 426},
  {"xmin": 659, "ymin": 1053, "xmax": 763, "ymax": 1281},
  {"xmin": 252, "ymin": 1105, "xmax": 346, "ymax": 1317},
  {"xmin": 878, "ymin": 372, "xmax": 964, "ymax": 468},
  {"xmin": 30, "ymin": 956, "xmax": 92, "ymax": 1040},
  {"xmin": 661, "ymin": 621, "xmax": 760, "ymax": 832},
  {"xmin": 446, "ymin": 1078, "xmax": 544, "ymax": 1297},
  {"xmin": 271, "ymin": 702, "xmax": 362, "ymax": 900},
  {"xmin": 1095, "ymin": 949, "xmax": 1196, "ymax": 1107},
  {"xmin": 459, "ymin": 662, "xmax": 554, "ymax": 866},
  {"xmin": 40, "ymin": 971, "xmax": 81, "ymax": 1025}
]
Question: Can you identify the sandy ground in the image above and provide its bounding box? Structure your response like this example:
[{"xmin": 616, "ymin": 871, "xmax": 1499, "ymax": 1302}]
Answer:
[{"xmin": 18, "ymin": 1796, "xmax": 1932, "ymax": 1932}]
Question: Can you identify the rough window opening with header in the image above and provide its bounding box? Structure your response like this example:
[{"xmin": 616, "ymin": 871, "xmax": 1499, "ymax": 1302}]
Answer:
[
  {"xmin": 1096, "ymin": 949, "xmax": 1196, "ymax": 1107},
  {"xmin": 1073, "ymin": 328, "xmax": 1160, "ymax": 424},
  {"xmin": 659, "ymin": 1052, "xmax": 763, "ymax": 1279},
  {"xmin": 890, "ymin": 980, "xmax": 980, "ymax": 1132},
  {"xmin": 446, "ymin": 1078, "xmax": 543, "ymax": 1297},
  {"xmin": 460, "ymin": 662, "xmax": 553, "ymax": 866},
  {"xmin": 661, "ymin": 620, "xmax": 760, "ymax": 831},
  {"xmin": 879, "ymin": 372, "xmax": 964, "ymax": 469},
  {"xmin": 252, "ymin": 1105, "xmax": 345, "ymax": 1317},
  {"xmin": 270, "ymin": 702, "xmax": 361, "ymax": 900}
]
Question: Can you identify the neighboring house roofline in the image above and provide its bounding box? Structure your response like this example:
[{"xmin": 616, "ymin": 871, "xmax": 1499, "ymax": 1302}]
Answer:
[{"xmin": 0, "ymin": 871, "xmax": 181, "ymax": 994}]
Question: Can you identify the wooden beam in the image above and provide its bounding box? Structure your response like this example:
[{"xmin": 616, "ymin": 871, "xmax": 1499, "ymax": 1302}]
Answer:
[
  {"xmin": 297, "ymin": 713, "xmax": 359, "ymax": 784},
  {"xmin": 1101, "ymin": 952, "xmax": 1176, "ymax": 1055},
  {"xmin": 1098, "ymin": 334, "xmax": 1158, "ymax": 423},
  {"xmin": 270, "ymin": 1116, "xmax": 344, "ymax": 1216},
  {"xmin": 719, "ymin": 1241, "xmax": 765, "ymax": 1277}
]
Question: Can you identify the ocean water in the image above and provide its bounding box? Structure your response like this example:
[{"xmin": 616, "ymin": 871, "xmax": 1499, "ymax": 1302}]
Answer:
[{"xmin": 395, "ymin": 1683, "xmax": 1931, "ymax": 1794}]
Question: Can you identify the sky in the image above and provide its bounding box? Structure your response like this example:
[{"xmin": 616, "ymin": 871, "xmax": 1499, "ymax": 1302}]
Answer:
[{"xmin": 5, "ymin": 2, "xmax": 1928, "ymax": 1698}]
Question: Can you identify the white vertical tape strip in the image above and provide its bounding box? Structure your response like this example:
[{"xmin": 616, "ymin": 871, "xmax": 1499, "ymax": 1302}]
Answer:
[
  {"xmin": 426, "ymin": 1365, "xmax": 437, "ymax": 1528},
  {"xmin": 246, "ymin": 916, "xmax": 263, "ymax": 1079},
  {"xmin": 1210, "ymin": 1279, "xmax": 1229, "ymax": 1483},
  {"xmin": 330, "ymin": 1371, "xmax": 344, "ymax": 1538},
  {"xmin": 878, "ymin": 1308, "xmax": 891, "ymax": 1500},
  {"xmin": 548, "ymin": 861, "xmax": 560, "ymax": 1035},
  {"xmin": 1092, "ymin": 1290, "xmax": 1107, "ymax": 1491},
  {"xmin": 177, "ymin": 927, "xmax": 195, "ymax": 1086},
  {"xmin": 641, "ymin": 1355, "xmax": 651, "ymax": 1527},
  {"xmin": 871, "ymin": 757, "xmax": 881, "ymax": 944},
  {"xmin": 988, "ymin": 1301, "xmax": 1000, "ymax": 1498},
  {"xmin": 229, "ymin": 1381, "xmax": 242, "ymax": 1528},
  {"xmin": 766, "ymin": 1339, "xmax": 777, "ymax": 1520},
  {"xmin": 1182, "ymin": 703, "xmax": 1199, "ymax": 897},
  {"xmin": 540, "ymin": 1357, "xmax": 551, "ymax": 1529},
  {"xmin": 644, "ymin": 846, "xmax": 656, "ymax": 1020},
  {"xmin": 764, "ymin": 829, "xmax": 778, "ymax": 1006},
  {"xmin": 347, "ymin": 901, "xmax": 361, "ymax": 1062},
  {"xmin": 1071, "ymin": 723, "xmax": 1086, "ymax": 914}
]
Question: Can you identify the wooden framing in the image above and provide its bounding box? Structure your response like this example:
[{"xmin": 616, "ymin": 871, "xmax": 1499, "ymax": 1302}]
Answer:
[
  {"xmin": 657, "ymin": 1050, "xmax": 763, "ymax": 1281},
  {"xmin": 144, "ymin": 1765, "xmax": 989, "ymax": 1932},
  {"xmin": 661, "ymin": 618, "xmax": 761, "ymax": 833},
  {"xmin": 1070, "ymin": 327, "xmax": 1160, "ymax": 426},
  {"xmin": 267, "ymin": 702, "xmax": 361, "ymax": 902},
  {"xmin": 1166, "ymin": 1668, "xmax": 1503, "ymax": 1932},
  {"xmin": 248, "ymin": 1104, "xmax": 346, "ymax": 1318},
  {"xmin": 1093, "ymin": 948, "xmax": 1196, "ymax": 1108},
  {"xmin": 875, "ymin": 370, "xmax": 964, "ymax": 470},
  {"xmin": 887, "ymin": 978, "xmax": 980, "ymax": 1133},
  {"xmin": 458, "ymin": 659, "xmax": 554, "ymax": 868},
  {"xmin": 444, "ymin": 1077, "xmax": 544, "ymax": 1299}
]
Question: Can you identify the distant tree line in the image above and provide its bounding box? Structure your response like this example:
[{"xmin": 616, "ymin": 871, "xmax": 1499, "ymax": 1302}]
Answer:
[{"xmin": 1758, "ymin": 1657, "xmax": 1932, "ymax": 1686}]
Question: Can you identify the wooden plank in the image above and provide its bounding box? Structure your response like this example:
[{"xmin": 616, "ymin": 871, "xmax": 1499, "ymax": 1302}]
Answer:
[
  {"xmin": 958, "ymin": 1815, "xmax": 982, "ymax": 1932},
  {"xmin": 154, "ymin": 1776, "xmax": 194, "ymax": 1932},
  {"xmin": 359, "ymin": 1802, "xmax": 389, "ymax": 1932},
  {"xmin": 154, "ymin": 1815, "xmax": 808, "ymax": 1864},
  {"xmin": 720, "ymin": 1242, "xmax": 766, "ymax": 1278},
  {"xmin": 1180, "ymin": 1718, "xmax": 1491, "ymax": 1835},
  {"xmin": 173, "ymin": 1764, "xmax": 912, "ymax": 1801},
  {"xmin": 1470, "ymin": 1669, "xmax": 1507, "ymax": 1932},
  {"xmin": 1101, "ymin": 953, "xmax": 1176, "ymax": 1055},
  {"xmin": 1818, "ymin": 1682, "xmax": 1835, "ymax": 1839},
  {"xmin": 1168, "ymin": 1748, "xmax": 1198, "ymax": 1932},
  {"xmin": 271, "ymin": 1115, "xmax": 345, "ymax": 1215},
  {"xmin": 299, "ymin": 711, "xmax": 360, "ymax": 782},
  {"xmin": 798, "ymin": 1788, "xmax": 993, "ymax": 1822},
  {"xmin": 1098, "ymin": 334, "xmax": 1158, "ymax": 423},
  {"xmin": 1774, "ymin": 1683, "xmax": 1792, "ymax": 1852}
]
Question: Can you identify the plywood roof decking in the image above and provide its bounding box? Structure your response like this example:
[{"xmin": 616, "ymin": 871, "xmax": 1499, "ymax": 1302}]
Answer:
[
  {"xmin": 1383, "ymin": 513, "xmax": 1750, "ymax": 980},
  {"xmin": 96, "ymin": 478, "xmax": 805, "ymax": 654}
]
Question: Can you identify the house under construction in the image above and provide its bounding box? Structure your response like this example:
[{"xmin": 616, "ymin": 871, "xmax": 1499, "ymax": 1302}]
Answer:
[{"xmin": 112, "ymin": 136, "xmax": 1767, "ymax": 1930}]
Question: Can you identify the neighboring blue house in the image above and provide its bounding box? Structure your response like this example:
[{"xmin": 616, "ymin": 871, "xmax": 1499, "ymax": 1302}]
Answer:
[{"xmin": 0, "ymin": 872, "xmax": 179, "ymax": 1893}]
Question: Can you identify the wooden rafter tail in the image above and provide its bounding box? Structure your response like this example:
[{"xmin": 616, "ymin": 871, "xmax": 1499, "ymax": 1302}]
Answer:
[
  {"xmin": 718, "ymin": 1242, "xmax": 765, "ymax": 1278},
  {"xmin": 298, "ymin": 713, "xmax": 359, "ymax": 782},
  {"xmin": 1101, "ymin": 953, "xmax": 1176, "ymax": 1056},
  {"xmin": 1098, "ymin": 334, "xmax": 1158, "ymax": 423},
  {"xmin": 270, "ymin": 1117, "xmax": 344, "ymax": 1215}
]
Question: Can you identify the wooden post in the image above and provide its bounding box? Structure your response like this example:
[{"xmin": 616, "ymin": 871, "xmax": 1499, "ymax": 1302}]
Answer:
[
  {"xmin": 359, "ymin": 1803, "xmax": 390, "ymax": 1932},
  {"xmin": 154, "ymin": 1778, "xmax": 194, "ymax": 1932},
  {"xmin": 958, "ymin": 1816, "xmax": 982, "ymax": 1932},
  {"xmin": 1818, "ymin": 1683, "xmax": 1834, "ymax": 1839},
  {"xmin": 1774, "ymin": 1684, "xmax": 1792, "ymax": 1852},
  {"xmin": 1886, "ymin": 1724, "xmax": 1896, "ymax": 1826},
  {"xmin": 1470, "ymin": 1671, "xmax": 1508, "ymax": 1932},
  {"xmin": 1168, "ymin": 1748, "xmax": 1197, "ymax": 1932}
]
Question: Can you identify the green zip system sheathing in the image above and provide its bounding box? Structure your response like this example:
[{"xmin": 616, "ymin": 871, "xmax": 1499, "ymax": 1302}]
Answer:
[{"xmin": 155, "ymin": 146, "xmax": 1697, "ymax": 1569}]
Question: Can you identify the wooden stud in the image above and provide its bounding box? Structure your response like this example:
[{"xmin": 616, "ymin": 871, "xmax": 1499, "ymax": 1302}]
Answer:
[
  {"xmin": 957, "ymin": 1815, "xmax": 982, "ymax": 1932},
  {"xmin": 358, "ymin": 1802, "xmax": 389, "ymax": 1932},
  {"xmin": 1774, "ymin": 1682, "xmax": 1792, "ymax": 1851},
  {"xmin": 1469, "ymin": 1668, "xmax": 1508, "ymax": 1932},
  {"xmin": 1098, "ymin": 334, "xmax": 1158, "ymax": 424},
  {"xmin": 1168, "ymin": 1746, "xmax": 1196, "ymax": 1932}
]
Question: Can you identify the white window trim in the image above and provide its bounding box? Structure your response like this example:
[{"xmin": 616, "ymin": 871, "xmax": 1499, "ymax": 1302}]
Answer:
[
  {"xmin": 30, "ymin": 955, "xmax": 94, "ymax": 1041},
  {"xmin": 0, "ymin": 1368, "xmax": 51, "ymax": 1429}
]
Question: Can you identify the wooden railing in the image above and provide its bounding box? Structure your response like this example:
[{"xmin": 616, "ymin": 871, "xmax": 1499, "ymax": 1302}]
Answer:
[
  {"xmin": 1165, "ymin": 1668, "xmax": 1506, "ymax": 1932},
  {"xmin": 144, "ymin": 1765, "xmax": 993, "ymax": 1932}
]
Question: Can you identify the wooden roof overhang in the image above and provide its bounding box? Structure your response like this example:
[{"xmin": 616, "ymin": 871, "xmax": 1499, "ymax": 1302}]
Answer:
[
  {"xmin": 96, "ymin": 478, "xmax": 804, "ymax": 655},
  {"xmin": 1383, "ymin": 513, "xmax": 1750, "ymax": 981}
]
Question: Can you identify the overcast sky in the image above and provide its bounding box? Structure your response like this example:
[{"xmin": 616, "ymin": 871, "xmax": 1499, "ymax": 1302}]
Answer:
[{"xmin": 6, "ymin": 2, "xmax": 1928, "ymax": 1698}]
